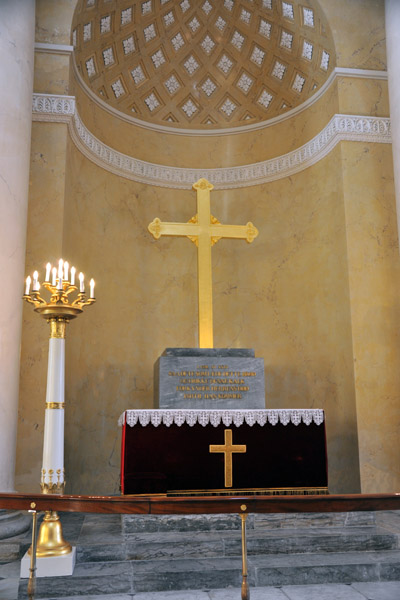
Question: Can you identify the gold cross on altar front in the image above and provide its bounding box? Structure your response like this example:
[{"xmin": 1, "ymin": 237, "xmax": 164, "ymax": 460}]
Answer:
[
  {"xmin": 148, "ymin": 179, "xmax": 258, "ymax": 348},
  {"xmin": 209, "ymin": 428, "xmax": 247, "ymax": 488}
]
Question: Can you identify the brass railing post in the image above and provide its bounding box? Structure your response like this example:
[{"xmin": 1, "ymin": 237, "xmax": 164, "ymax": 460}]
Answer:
[
  {"xmin": 27, "ymin": 503, "xmax": 39, "ymax": 600},
  {"xmin": 240, "ymin": 505, "xmax": 250, "ymax": 600}
]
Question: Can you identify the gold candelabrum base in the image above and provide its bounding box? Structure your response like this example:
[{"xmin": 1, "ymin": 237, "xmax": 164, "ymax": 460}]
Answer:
[
  {"xmin": 28, "ymin": 511, "xmax": 72, "ymax": 558},
  {"xmin": 23, "ymin": 263, "xmax": 96, "ymax": 560}
]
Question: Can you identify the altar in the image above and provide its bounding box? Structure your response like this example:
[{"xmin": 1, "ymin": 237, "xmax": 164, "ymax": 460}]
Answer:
[{"xmin": 120, "ymin": 409, "xmax": 328, "ymax": 496}]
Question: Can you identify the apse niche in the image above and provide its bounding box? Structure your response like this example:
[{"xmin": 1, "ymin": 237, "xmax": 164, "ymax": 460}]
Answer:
[{"xmin": 71, "ymin": 0, "xmax": 336, "ymax": 130}]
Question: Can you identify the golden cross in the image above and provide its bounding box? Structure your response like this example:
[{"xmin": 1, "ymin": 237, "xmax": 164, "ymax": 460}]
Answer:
[
  {"xmin": 148, "ymin": 178, "xmax": 258, "ymax": 348},
  {"xmin": 209, "ymin": 428, "xmax": 247, "ymax": 488}
]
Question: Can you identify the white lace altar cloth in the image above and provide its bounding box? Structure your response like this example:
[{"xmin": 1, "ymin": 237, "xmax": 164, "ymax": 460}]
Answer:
[{"xmin": 119, "ymin": 409, "xmax": 324, "ymax": 428}]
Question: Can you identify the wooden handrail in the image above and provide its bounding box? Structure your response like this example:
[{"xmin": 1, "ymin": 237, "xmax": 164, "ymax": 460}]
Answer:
[
  {"xmin": 1, "ymin": 492, "xmax": 400, "ymax": 515},
  {"xmin": 4, "ymin": 492, "xmax": 400, "ymax": 600}
]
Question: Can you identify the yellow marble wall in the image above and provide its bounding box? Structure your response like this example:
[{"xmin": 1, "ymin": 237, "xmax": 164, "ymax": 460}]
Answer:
[
  {"xmin": 341, "ymin": 142, "xmax": 400, "ymax": 492},
  {"xmin": 319, "ymin": 0, "xmax": 387, "ymax": 71},
  {"xmin": 59, "ymin": 140, "xmax": 361, "ymax": 494},
  {"xmin": 16, "ymin": 0, "xmax": 400, "ymax": 495},
  {"xmin": 337, "ymin": 77, "xmax": 389, "ymax": 117},
  {"xmin": 35, "ymin": 0, "xmax": 76, "ymax": 45},
  {"xmin": 34, "ymin": 0, "xmax": 76, "ymax": 95},
  {"xmin": 34, "ymin": 53, "xmax": 71, "ymax": 95}
]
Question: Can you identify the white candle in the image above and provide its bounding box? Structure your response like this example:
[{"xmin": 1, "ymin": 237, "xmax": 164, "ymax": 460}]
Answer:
[
  {"xmin": 52, "ymin": 267, "xmax": 57, "ymax": 287},
  {"xmin": 70, "ymin": 266, "xmax": 76, "ymax": 286},
  {"xmin": 25, "ymin": 276, "xmax": 31, "ymax": 295},
  {"xmin": 58, "ymin": 258, "xmax": 63, "ymax": 281},
  {"xmin": 79, "ymin": 272, "xmax": 84, "ymax": 293},
  {"xmin": 89, "ymin": 278, "xmax": 95, "ymax": 298},
  {"xmin": 45, "ymin": 263, "xmax": 51, "ymax": 282},
  {"xmin": 33, "ymin": 270, "xmax": 39, "ymax": 291},
  {"xmin": 64, "ymin": 261, "xmax": 69, "ymax": 282}
]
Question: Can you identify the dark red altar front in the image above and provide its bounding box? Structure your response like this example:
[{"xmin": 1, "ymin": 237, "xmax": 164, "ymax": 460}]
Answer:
[{"xmin": 119, "ymin": 409, "xmax": 328, "ymax": 496}]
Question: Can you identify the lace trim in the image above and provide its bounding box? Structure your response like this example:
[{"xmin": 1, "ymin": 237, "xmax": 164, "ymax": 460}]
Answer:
[{"xmin": 119, "ymin": 409, "xmax": 324, "ymax": 428}]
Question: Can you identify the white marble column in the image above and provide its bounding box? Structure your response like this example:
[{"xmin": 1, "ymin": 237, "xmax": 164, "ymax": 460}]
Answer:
[
  {"xmin": 385, "ymin": 0, "xmax": 400, "ymax": 241},
  {"xmin": 0, "ymin": 0, "xmax": 35, "ymax": 506}
]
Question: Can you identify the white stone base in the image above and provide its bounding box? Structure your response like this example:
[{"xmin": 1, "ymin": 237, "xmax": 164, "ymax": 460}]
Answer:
[{"xmin": 20, "ymin": 546, "xmax": 76, "ymax": 578}]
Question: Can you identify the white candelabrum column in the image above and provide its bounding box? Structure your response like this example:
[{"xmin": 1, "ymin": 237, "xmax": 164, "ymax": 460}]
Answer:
[
  {"xmin": 22, "ymin": 261, "xmax": 95, "ymax": 567},
  {"xmin": 23, "ymin": 261, "xmax": 96, "ymax": 497},
  {"xmin": 41, "ymin": 322, "xmax": 66, "ymax": 492},
  {"xmin": 0, "ymin": 0, "xmax": 35, "ymax": 540},
  {"xmin": 385, "ymin": 0, "xmax": 400, "ymax": 243}
]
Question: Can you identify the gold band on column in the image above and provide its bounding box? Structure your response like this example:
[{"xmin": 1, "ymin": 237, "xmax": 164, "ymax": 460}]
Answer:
[
  {"xmin": 46, "ymin": 402, "xmax": 65, "ymax": 409},
  {"xmin": 49, "ymin": 318, "xmax": 67, "ymax": 339}
]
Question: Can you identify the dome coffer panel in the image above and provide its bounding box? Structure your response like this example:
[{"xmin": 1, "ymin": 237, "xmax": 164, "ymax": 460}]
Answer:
[{"xmin": 72, "ymin": 0, "xmax": 336, "ymax": 129}]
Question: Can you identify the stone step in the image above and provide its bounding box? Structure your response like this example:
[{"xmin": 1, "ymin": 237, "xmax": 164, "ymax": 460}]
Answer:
[
  {"xmin": 0, "ymin": 541, "xmax": 21, "ymax": 563},
  {"xmin": 74, "ymin": 526, "xmax": 398, "ymax": 563},
  {"xmin": 121, "ymin": 510, "xmax": 376, "ymax": 534},
  {"xmin": 132, "ymin": 549, "xmax": 400, "ymax": 593},
  {"xmin": 122, "ymin": 513, "xmax": 243, "ymax": 534},
  {"xmin": 17, "ymin": 550, "xmax": 400, "ymax": 598}
]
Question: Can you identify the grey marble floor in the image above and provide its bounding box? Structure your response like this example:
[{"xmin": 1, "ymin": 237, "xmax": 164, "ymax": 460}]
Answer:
[
  {"xmin": 4, "ymin": 581, "xmax": 400, "ymax": 600},
  {"xmin": 3, "ymin": 511, "xmax": 400, "ymax": 600},
  {"xmin": 3, "ymin": 556, "xmax": 400, "ymax": 599}
]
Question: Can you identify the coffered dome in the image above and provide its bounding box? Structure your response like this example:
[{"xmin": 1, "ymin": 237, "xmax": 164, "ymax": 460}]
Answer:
[{"xmin": 72, "ymin": 0, "xmax": 336, "ymax": 130}]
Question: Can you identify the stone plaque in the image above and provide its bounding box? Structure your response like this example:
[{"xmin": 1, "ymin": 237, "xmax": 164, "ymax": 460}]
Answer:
[{"xmin": 154, "ymin": 348, "xmax": 265, "ymax": 409}]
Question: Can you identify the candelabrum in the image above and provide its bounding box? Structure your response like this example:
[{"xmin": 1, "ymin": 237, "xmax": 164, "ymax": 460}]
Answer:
[{"xmin": 23, "ymin": 259, "xmax": 95, "ymax": 560}]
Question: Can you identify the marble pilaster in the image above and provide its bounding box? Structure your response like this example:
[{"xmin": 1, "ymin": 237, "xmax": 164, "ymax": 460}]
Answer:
[
  {"xmin": 385, "ymin": 0, "xmax": 400, "ymax": 242},
  {"xmin": 0, "ymin": 0, "xmax": 35, "ymax": 536}
]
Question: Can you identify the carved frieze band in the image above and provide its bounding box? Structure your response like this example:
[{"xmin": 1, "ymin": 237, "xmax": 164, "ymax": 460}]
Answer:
[
  {"xmin": 32, "ymin": 93, "xmax": 391, "ymax": 190},
  {"xmin": 70, "ymin": 111, "xmax": 391, "ymax": 189},
  {"xmin": 32, "ymin": 94, "xmax": 75, "ymax": 123}
]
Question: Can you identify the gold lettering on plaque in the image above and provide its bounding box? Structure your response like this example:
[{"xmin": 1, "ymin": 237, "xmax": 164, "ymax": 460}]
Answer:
[
  {"xmin": 148, "ymin": 179, "xmax": 258, "ymax": 348},
  {"xmin": 209, "ymin": 428, "xmax": 247, "ymax": 488}
]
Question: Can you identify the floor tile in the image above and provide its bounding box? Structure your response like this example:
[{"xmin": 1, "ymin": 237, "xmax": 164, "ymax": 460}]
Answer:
[
  {"xmin": 133, "ymin": 591, "xmax": 209, "ymax": 599},
  {"xmin": 0, "ymin": 577, "xmax": 19, "ymax": 600},
  {"xmin": 352, "ymin": 581, "xmax": 400, "ymax": 600},
  {"xmin": 282, "ymin": 583, "xmax": 366, "ymax": 599},
  {"xmin": 0, "ymin": 561, "xmax": 21, "ymax": 577},
  {"xmin": 41, "ymin": 596, "xmax": 133, "ymax": 600},
  {"xmin": 209, "ymin": 586, "xmax": 288, "ymax": 599},
  {"xmin": 17, "ymin": 571, "xmax": 132, "ymax": 599}
]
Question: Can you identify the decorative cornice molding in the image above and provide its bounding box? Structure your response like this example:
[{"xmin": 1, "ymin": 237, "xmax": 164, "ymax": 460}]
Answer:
[
  {"xmin": 34, "ymin": 42, "xmax": 74, "ymax": 56},
  {"xmin": 32, "ymin": 93, "xmax": 391, "ymax": 190},
  {"xmin": 32, "ymin": 94, "xmax": 75, "ymax": 123},
  {"xmin": 335, "ymin": 67, "xmax": 388, "ymax": 80}
]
